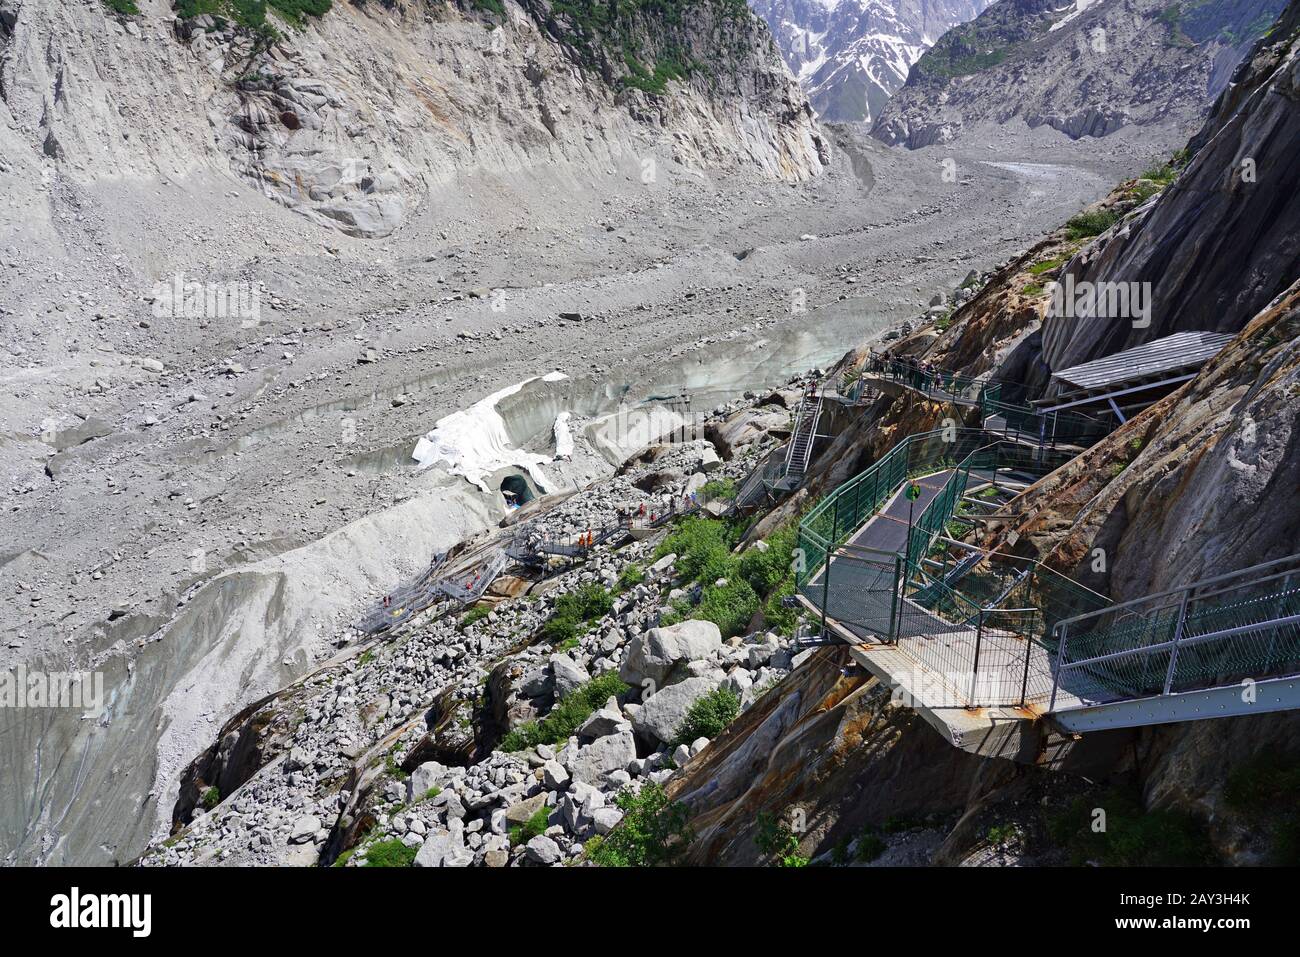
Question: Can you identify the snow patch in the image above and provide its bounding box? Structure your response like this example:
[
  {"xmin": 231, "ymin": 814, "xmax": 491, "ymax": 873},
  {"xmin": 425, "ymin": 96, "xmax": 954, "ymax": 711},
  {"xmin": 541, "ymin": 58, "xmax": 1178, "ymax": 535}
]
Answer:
[
  {"xmin": 412, "ymin": 373, "xmax": 569, "ymax": 492},
  {"xmin": 553, "ymin": 411, "xmax": 574, "ymax": 460}
]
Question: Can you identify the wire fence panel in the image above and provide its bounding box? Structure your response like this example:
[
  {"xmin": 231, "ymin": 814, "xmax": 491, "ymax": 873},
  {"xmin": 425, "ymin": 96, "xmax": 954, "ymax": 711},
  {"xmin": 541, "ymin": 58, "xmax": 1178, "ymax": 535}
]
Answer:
[{"xmin": 1053, "ymin": 556, "xmax": 1300, "ymax": 708}]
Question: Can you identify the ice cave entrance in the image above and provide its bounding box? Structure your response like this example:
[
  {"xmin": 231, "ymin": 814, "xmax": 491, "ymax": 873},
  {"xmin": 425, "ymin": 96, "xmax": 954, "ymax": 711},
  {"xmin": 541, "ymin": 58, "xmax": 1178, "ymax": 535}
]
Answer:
[{"xmin": 500, "ymin": 473, "xmax": 536, "ymax": 509}]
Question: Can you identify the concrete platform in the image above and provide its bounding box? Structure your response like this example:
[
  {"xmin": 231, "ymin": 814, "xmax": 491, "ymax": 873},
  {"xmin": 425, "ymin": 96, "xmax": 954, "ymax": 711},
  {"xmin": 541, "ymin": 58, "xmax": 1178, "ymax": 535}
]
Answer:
[{"xmin": 844, "ymin": 638, "xmax": 1043, "ymax": 760}]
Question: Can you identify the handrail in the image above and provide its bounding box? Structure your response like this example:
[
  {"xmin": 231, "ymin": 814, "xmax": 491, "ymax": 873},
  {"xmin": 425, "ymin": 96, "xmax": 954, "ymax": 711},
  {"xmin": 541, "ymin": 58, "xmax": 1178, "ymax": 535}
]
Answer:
[{"xmin": 1049, "ymin": 553, "xmax": 1300, "ymax": 712}]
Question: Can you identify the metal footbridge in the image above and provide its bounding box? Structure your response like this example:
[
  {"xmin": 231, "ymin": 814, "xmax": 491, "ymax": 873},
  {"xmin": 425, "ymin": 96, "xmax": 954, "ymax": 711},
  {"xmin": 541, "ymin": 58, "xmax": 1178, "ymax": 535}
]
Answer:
[
  {"xmin": 797, "ymin": 422, "xmax": 1300, "ymax": 736},
  {"xmin": 864, "ymin": 354, "xmax": 1115, "ymax": 453},
  {"xmin": 355, "ymin": 548, "xmax": 509, "ymax": 635}
]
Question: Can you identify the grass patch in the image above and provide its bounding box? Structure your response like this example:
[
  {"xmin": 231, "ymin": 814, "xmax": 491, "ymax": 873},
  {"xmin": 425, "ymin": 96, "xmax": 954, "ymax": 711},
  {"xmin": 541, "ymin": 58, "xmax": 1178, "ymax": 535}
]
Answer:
[
  {"xmin": 673, "ymin": 685, "xmax": 740, "ymax": 748},
  {"xmin": 585, "ymin": 783, "xmax": 692, "ymax": 866},
  {"xmin": 105, "ymin": 0, "xmax": 141, "ymax": 14},
  {"xmin": 384, "ymin": 753, "xmax": 409, "ymax": 780},
  {"xmin": 1065, "ymin": 209, "xmax": 1122, "ymax": 240},
  {"xmin": 1046, "ymin": 785, "xmax": 1215, "ymax": 866},
  {"xmin": 1028, "ymin": 257, "xmax": 1065, "ymax": 276},
  {"xmin": 363, "ymin": 838, "xmax": 417, "ymax": 867},
  {"xmin": 498, "ymin": 671, "xmax": 630, "ymax": 752},
  {"xmin": 459, "ymin": 604, "xmax": 492, "ymax": 630},
  {"xmin": 508, "ymin": 806, "xmax": 552, "ymax": 847},
  {"xmin": 541, "ymin": 582, "xmax": 614, "ymax": 645}
]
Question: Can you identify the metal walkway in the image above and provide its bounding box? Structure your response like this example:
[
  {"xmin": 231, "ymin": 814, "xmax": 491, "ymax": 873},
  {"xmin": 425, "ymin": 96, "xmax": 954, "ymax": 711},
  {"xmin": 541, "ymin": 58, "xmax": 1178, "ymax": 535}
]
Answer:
[
  {"xmin": 732, "ymin": 382, "xmax": 829, "ymax": 514},
  {"xmin": 1047, "ymin": 554, "xmax": 1300, "ymax": 730},
  {"xmin": 798, "ymin": 426, "xmax": 1300, "ymax": 732}
]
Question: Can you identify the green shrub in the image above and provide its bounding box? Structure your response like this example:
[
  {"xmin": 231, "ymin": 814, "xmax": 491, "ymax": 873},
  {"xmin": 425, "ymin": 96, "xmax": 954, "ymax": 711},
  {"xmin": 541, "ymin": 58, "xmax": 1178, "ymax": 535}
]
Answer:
[
  {"xmin": 737, "ymin": 524, "xmax": 796, "ymax": 597},
  {"xmin": 987, "ymin": 823, "xmax": 1019, "ymax": 845},
  {"xmin": 1224, "ymin": 753, "xmax": 1300, "ymax": 864},
  {"xmin": 693, "ymin": 577, "xmax": 759, "ymax": 638},
  {"xmin": 617, "ymin": 564, "xmax": 645, "ymax": 591},
  {"xmin": 363, "ymin": 838, "xmax": 417, "ymax": 867},
  {"xmin": 761, "ymin": 578, "xmax": 798, "ymax": 634},
  {"xmin": 1065, "ymin": 209, "xmax": 1121, "ymax": 240},
  {"xmin": 174, "ymin": 0, "xmax": 330, "ymax": 31},
  {"xmin": 700, "ymin": 477, "xmax": 737, "ymax": 500},
  {"xmin": 755, "ymin": 811, "xmax": 807, "ymax": 867},
  {"xmin": 201, "ymin": 786, "xmax": 220, "ymax": 810},
  {"xmin": 499, "ymin": 671, "xmax": 630, "ymax": 752},
  {"xmin": 1046, "ymin": 786, "xmax": 1215, "ymax": 866},
  {"xmin": 585, "ymin": 783, "xmax": 692, "ymax": 866},
  {"xmin": 656, "ymin": 517, "xmax": 740, "ymax": 584},
  {"xmin": 460, "ymin": 604, "xmax": 491, "ymax": 630},
  {"xmin": 509, "ymin": 806, "xmax": 552, "ymax": 847},
  {"xmin": 541, "ymin": 583, "xmax": 613, "ymax": 644},
  {"xmin": 105, "ymin": 0, "xmax": 141, "ymax": 14},
  {"xmin": 673, "ymin": 685, "xmax": 740, "ymax": 747},
  {"xmin": 855, "ymin": 831, "xmax": 885, "ymax": 862}
]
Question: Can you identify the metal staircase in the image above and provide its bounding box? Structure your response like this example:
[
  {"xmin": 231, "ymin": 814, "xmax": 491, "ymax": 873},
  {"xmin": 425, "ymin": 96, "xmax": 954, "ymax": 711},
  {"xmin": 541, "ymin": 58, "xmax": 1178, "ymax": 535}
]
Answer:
[
  {"xmin": 781, "ymin": 383, "xmax": 824, "ymax": 488},
  {"xmin": 435, "ymin": 549, "xmax": 510, "ymax": 603}
]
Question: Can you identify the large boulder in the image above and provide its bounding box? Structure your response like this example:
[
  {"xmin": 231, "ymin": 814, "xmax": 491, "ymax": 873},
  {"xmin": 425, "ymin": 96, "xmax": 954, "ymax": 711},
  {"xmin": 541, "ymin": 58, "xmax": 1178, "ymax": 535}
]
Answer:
[
  {"xmin": 620, "ymin": 620, "xmax": 723, "ymax": 689},
  {"xmin": 632, "ymin": 676, "xmax": 719, "ymax": 746},
  {"xmin": 576, "ymin": 697, "xmax": 632, "ymax": 742},
  {"xmin": 706, "ymin": 407, "xmax": 789, "ymax": 459},
  {"xmin": 414, "ymin": 829, "xmax": 463, "ymax": 867},
  {"xmin": 569, "ymin": 731, "xmax": 637, "ymax": 786},
  {"xmin": 550, "ymin": 655, "xmax": 588, "ymax": 700}
]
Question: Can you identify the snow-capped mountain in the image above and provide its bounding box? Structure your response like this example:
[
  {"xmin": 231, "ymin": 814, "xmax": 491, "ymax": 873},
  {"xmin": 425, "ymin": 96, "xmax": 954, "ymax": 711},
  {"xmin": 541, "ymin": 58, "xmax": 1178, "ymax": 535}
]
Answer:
[{"xmin": 749, "ymin": 0, "xmax": 996, "ymax": 123}]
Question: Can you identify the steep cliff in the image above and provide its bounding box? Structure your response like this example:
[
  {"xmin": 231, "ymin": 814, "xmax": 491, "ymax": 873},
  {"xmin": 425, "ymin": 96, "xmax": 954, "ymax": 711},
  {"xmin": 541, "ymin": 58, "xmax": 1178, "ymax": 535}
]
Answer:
[
  {"xmin": 872, "ymin": 0, "xmax": 1287, "ymax": 148},
  {"xmin": 0, "ymin": 0, "xmax": 827, "ymax": 237}
]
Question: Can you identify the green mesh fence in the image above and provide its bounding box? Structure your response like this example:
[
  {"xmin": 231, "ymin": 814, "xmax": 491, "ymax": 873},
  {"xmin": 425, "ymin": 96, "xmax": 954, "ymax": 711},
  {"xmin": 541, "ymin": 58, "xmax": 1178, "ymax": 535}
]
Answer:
[{"xmin": 1053, "ymin": 558, "xmax": 1300, "ymax": 706}]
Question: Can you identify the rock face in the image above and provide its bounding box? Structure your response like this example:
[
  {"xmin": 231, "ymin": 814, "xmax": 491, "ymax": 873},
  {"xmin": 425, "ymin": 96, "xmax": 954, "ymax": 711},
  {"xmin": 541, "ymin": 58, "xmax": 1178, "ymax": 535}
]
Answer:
[
  {"xmin": 872, "ymin": 0, "xmax": 1288, "ymax": 148},
  {"xmin": 2, "ymin": 0, "xmax": 827, "ymax": 238},
  {"xmin": 1034, "ymin": 2, "xmax": 1300, "ymax": 381},
  {"xmin": 749, "ymin": 0, "xmax": 994, "ymax": 123},
  {"xmin": 670, "ymin": 648, "xmax": 1009, "ymax": 865}
]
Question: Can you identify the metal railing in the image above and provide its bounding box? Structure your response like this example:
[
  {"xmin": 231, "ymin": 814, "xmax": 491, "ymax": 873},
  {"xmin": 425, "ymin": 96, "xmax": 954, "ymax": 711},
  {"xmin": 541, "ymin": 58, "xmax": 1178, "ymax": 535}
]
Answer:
[
  {"xmin": 797, "ymin": 429, "xmax": 1071, "ymax": 595},
  {"xmin": 1050, "ymin": 553, "xmax": 1300, "ymax": 712},
  {"xmin": 979, "ymin": 383, "xmax": 1112, "ymax": 450},
  {"xmin": 867, "ymin": 354, "xmax": 988, "ymax": 405}
]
